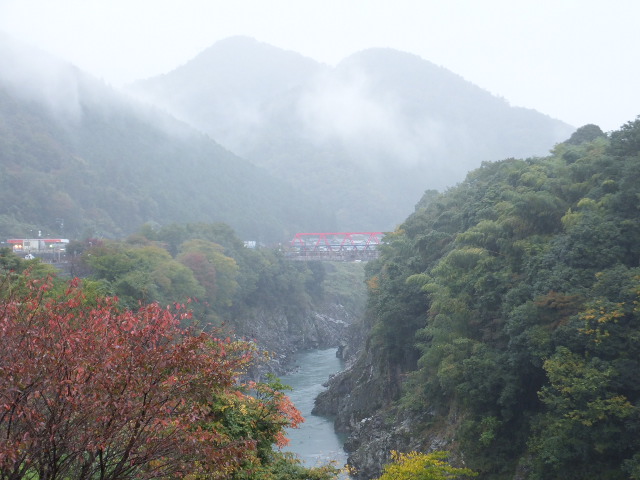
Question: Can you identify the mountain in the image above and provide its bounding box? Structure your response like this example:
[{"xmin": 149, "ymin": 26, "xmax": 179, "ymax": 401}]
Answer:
[
  {"xmin": 129, "ymin": 36, "xmax": 327, "ymax": 150},
  {"xmin": 0, "ymin": 35, "xmax": 336, "ymax": 242},
  {"xmin": 129, "ymin": 37, "xmax": 574, "ymax": 231}
]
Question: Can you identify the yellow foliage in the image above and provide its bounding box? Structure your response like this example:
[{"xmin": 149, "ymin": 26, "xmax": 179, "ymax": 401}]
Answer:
[
  {"xmin": 367, "ymin": 275, "xmax": 380, "ymax": 292},
  {"xmin": 578, "ymin": 300, "xmax": 626, "ymax": 344},
  {"xmin": 375, "ymin": 451, "xmax": 476, "ymax": 480}
]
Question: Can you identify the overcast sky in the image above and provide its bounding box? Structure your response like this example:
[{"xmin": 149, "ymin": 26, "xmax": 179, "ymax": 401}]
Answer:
[{"xmin": 0, "ymin": 0, "xmax": 638, "ymax": 132}]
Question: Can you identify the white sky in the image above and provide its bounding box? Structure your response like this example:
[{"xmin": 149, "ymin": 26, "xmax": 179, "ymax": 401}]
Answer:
[{"xmin": 0, "ymin": 0, "xmax": 638, "ymax": 132}]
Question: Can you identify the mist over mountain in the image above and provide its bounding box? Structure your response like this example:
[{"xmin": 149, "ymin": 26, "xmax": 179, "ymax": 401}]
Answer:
[
  {"xmin": 130, "ymin": 36, "xmax": 327, "ymax": 152},
  {"xmin": 129, "ymin": 37, "xmax": 574, "ymax": 231},
  {"xmin": 0, "ymin": 35, "xmax": 335, "ymax": 242}
]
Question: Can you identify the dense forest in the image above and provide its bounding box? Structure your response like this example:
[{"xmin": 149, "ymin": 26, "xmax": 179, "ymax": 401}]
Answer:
[
  {"xmin": 327, "ymin": 117, "xmax": 640, "ymax": 479},
  {"xmin": 59, "ymin": 222, "xmax": 366, "ymax": 351}
]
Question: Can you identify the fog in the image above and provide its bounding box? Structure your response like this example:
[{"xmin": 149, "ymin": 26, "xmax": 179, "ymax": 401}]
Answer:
[
  {"xmin": 1, "ymin": 1, "xmax": 638, "ymax": 132},
  {"xmin": 0, "ymin": 34, "xmax": 83, "ymax": 123},
  {"xmin": 0, "ymin": 2, "xmax": 636, "ymax": 236},
  {"xmin": 120, "ymin": 35, "xmax": 573, "ymax": 210},
  {"xmin": 297, "ymin": 67, "xmax": 447, "ymax": 169}
]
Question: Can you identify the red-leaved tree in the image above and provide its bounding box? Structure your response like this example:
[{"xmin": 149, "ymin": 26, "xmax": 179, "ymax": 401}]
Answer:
[{"xmin": 0, "ymin": 274, "xmax": 299, "ymax": 479}]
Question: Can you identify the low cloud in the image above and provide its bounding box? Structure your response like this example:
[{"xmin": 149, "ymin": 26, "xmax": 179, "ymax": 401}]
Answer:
[
  {"xmin": 295, "ymin": 66, "xmax": 448, "ymax": 170},
  {"xmin": 0, "ymin": 34, "xmax": 82, "ymax": 122}
]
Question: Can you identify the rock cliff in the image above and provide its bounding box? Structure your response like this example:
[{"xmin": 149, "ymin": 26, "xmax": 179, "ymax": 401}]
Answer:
[
  {"xmin": 234, "ymin": 300, "xmax": 357, "ymax": 375},
  {"xmin": 315, "ymin": 351, "xmax": 459, "ymax": 479},
  {"xmin": 313, "ymin": 317, "xmax": 460, "ymax": 479}
]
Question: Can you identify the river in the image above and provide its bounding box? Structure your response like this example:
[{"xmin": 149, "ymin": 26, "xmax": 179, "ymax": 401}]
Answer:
[{"xmin": 280, "ymin": 348, "xmax": 349, "ymax": 470}]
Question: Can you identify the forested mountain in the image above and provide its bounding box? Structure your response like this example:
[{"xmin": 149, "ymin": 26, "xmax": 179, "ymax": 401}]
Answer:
[
  {"xmin": 129, "ymin": 37, "xmax": 573, "ymax": 231},
  {"xmin": 0, "ymin": 35, "xmax": 335, "ymax": 242},
  {"xmin": 316, "ymin": 118, "xmax": 640, "ymax": 479}
]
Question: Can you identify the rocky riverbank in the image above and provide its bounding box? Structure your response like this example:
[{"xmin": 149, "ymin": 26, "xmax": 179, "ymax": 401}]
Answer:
[
  {"xmin": 313, "ymin": 333, "xmax": 458, "ymax": 479},
  {"xmin": 233, "ymin": 300, "xmax": 358, "ymax": 375}
]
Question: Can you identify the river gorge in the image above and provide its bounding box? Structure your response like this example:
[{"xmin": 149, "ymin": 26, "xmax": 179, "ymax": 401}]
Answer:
[{"xmin": 281, "ymin": 348, "xmax": 349, "ymax": 470}]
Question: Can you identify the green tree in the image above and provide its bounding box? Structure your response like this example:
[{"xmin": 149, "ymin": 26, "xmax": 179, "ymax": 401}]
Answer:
[
  {"xmin": 608, "ymin": 115, "xmax": 640, "ymax": 157},
  {"xmin": 177, "ymin": 239, "xmax": 239, "ymax": 310},
  {"xmin": 564, "ymin": 124, "xmax": 605, "ymax": 146},
  {"xmin": 530, "ymin": 346, "xmax": 638, "ymax": 480},
  {"xmin": 84, "ymin": 242, "xmax": 204, "ymax": 308}
]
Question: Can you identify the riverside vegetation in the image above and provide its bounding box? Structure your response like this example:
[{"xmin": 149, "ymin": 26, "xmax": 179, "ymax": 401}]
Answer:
[
  {"xmin": 0, "ymin": 212, "xmax": 475, "ymax": 479},
  {"xmin": 0, "ymin": 228, "xmax": 353, "ymax": 479},
  {"xmin": 316, "ymin": 118, "xmax": 640, "ymax": 479},
  {"xmin": 2, "ymin": 117, "xmax": 640, "ymax": 479},
  {"xmin": 0, "ymin": 221, "xmax": 472, "ymax": 479},
  {"xmin": 64, "ymin": 222, "xmax": 366, "ymax": 363},
  {"xmin": 0, "ymin": 270, "xmax": 341, "ymax": 479}
]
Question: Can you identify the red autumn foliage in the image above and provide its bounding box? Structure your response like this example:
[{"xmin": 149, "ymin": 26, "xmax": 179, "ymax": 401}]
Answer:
[{"xmin": 0, "ymin": 275, "xmax": 299, "ymax": 479}]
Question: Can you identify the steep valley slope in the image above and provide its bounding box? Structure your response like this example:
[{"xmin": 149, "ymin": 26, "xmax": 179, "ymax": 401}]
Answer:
[{"xmin": 315, "ymin": 121, "xmax": 640, "ymax": 479}]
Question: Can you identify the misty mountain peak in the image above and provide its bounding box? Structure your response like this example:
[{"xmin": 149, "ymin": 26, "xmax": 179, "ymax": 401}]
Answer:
[
  {"xmin": 338, "ymin": 47, "xmax": 439, "ymax": 71},
  {"xmin": 182, "ymin": 36, "xmax": 322, "ymax": 79},
  {"xmin": 126, "ymin": 38, "xmax": 573, "ymax": 232},
  {"xmin": 336, "ymin": 47, "xmax": 494, "ymax": 105},
  {"xmin": 0, "ymin": 34, "xmax": 85, "ymax": 120},
  {"xmin": 127, "ymin": 36, "xmax": 327, "ymax": 139},
  {"xmin": 130, "ymin": 36, "xmax": 324, "ymax": 98}
]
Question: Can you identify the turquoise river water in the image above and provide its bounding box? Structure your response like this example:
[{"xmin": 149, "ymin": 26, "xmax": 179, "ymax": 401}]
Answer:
[{"xmin": 280, "ymin": 348, "xmax": 349, "ymax": 470}]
